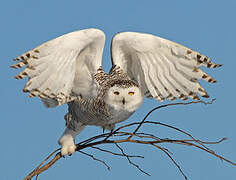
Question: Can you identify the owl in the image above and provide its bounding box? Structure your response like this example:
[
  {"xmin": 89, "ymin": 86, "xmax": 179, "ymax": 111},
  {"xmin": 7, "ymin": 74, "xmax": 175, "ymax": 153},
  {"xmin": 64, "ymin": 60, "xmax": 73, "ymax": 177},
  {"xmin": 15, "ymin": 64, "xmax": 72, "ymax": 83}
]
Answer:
[{"xmin": 11, "ymin": 28, "xmax": 221, "ymax": 156}]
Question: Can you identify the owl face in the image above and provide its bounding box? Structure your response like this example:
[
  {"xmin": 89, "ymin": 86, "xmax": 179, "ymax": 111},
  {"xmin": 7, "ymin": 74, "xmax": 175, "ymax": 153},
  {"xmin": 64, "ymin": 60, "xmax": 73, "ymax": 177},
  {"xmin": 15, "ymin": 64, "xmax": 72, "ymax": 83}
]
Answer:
[{"xmin": 104, "ymin": 85, "xmax": 144, "ymax": 112}]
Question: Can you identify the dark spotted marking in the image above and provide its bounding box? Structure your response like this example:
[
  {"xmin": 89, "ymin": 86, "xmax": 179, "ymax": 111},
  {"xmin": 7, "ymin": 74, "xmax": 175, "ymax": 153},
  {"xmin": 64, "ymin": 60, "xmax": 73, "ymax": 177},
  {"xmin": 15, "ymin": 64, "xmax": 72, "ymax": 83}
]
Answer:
[
  {"xmin": 196, "ymin": 54, "xmax": 201, "ymax": 60},
  {"xmin": 198, "ymin": 88, "xmax": 205, "ymax": 92},
  {"xmin": 22, "ymin": 72, "xmax": 28, "ymax": 76},
  {"xmin": 20, "ymin": 56, "xmax": 25, "ymax": 60},
  {"xmin": 22, "ymin": 60, "xmax": 28, "ymax": 65},
  {"xmin": 203, "ymin": 57, "xmax": 208, "ymax": 62},
  {"xmin": 23, "ymin": 88, "xmax": 30, "ymax": 93},
  {"xmin": 57, "ymin": 97, "xmax": 63, "ymax": 101},
  {"xmin": 211, "ymin": 79, "xmax": 217, "ymax": 83},
  {"xmin": 27, "ymin": 66, "xmax": 36, "ymax": 70},
  {"xmin": 41, "ymin": 93, "xmax": 48, "ymax": 97},
  {"xmin": 189, "ymin": 91, "xmax": 194, "ymax": 96},
  {"xmin": 15, "ymin": 75, "xmax": 23, "ymax": 79},
  {"xmin": 190, "ymin": 78, "xmax": 197, "ymax": 82},
  {"xmin": 29, "ymin": 93, "xmax": 36, "ymax": 98},
  {"xmin": 202, "ymin": 74, "xmax": 208, "ymax": 79},
  {"xmin": 207, "ymin": 63, "xmax": 212, "ymax": 68},
  {"xmin": 32, "ymin": 55, "xmax": 39, "ymax": 59},
  {"xmin": 193, "ymin": 95, "xmax": 200, "ymax": 100},
  {"xmin": 197, "ymin": 59, "xmax": 203, "ymax": 64},
  {"xmin": 147, "ymin": 95, "xmax": 153, "ymax": 98},
  {"xmin": 26, "ymin": 53, "xmax": 30, "ymax": 58},
  {"xmin": 179, "ymin": 94, "xmax": 185, "ymax": 99},
  {"xmin": 175, "ymin": 89, "xmax": 180, "ymax": 92},
  {"xmin": 187, "ymin": 50, "xmax": 192, "ymax": 54},
  {"xmin": 51, "ymin": 93, "xmax": 57, "ymax": 96},
  {"xmin": 34, "ymin": 89, "xmax": 41, "ymax": 92},
  {"xmin": 202, "ymin": 94, "xmax": 209, "ymax": 98},
  {"xmin": 34, "ymin": 49, "xmax": 40, "ymax": 53},
  {"xmin": 13, "ymin": 58, "xmax": 20, "ymax": 61},
  {"xmin": 60, "ymin": 92, "xmax": 66, "ymax": 96},
  {"xmin": 208, "ymin": 78, "xmax": 213, "ymax": 83},
  {"xmin": 39, "ymin": 94, "xmax": 45, "ymax": 98}
]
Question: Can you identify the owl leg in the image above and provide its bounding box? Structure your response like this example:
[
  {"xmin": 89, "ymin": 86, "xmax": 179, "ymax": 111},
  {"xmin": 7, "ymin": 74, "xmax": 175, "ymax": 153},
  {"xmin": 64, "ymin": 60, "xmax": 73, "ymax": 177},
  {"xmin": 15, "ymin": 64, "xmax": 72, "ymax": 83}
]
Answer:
[
  {"xmin": 102, "ymin": 124, "xmax": 115, "ymax": 133},
  {"xmin": 58, "ymin": 122, "xmax": 85, "ymax": 156}
]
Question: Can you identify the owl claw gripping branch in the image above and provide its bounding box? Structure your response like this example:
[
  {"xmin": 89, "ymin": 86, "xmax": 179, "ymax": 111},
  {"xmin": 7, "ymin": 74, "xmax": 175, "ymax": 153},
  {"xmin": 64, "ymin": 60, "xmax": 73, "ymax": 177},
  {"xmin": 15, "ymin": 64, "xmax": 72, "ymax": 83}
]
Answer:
[{"xmin": 11, "ymin": 28, "xmax": 221, "ymax": 155}]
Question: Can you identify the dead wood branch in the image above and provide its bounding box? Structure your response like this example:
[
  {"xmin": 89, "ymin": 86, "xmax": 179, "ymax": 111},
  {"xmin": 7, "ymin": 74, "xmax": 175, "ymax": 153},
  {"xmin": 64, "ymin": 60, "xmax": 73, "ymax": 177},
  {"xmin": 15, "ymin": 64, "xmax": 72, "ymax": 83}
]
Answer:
[{"xmin": 23, "ymin": 99, "xmax": 236, "ymax": 180}]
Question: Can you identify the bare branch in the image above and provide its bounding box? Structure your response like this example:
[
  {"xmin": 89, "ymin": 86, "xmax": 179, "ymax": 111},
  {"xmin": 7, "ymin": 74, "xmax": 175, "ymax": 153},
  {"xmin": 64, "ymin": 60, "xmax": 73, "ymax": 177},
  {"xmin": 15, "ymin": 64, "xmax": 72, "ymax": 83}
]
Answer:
[
  {"xmin": 23, "ymin": 152, "xmax": 62, "ymax": 180},
  {"xmin": 114, "ymin": 143, "xmax": 151, "ymax": 176},
  {"xmin": 129, "ymin": 99, "xmax": 216, "ymax": 139},
  {"xmin": 91, "ymin": 146, "xmax": 144, "ymax": 158},
  {"xmin": 152, "ymin": 144, "xmax": 188, "ymax": 180},
  {"xmin": 23, "ymin": 99, "xmax": 236, "ymax": 180},
  {"xmin": 78, "ymin": 150, "xmax": 111, "ymax": 170}
]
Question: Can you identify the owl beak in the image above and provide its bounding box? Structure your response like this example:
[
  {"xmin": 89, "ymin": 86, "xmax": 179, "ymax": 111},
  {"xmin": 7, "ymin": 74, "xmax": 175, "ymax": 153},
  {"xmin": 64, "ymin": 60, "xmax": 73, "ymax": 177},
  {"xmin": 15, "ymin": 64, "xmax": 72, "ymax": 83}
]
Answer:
[{"xmin": 122, "ymin": 98, "xmax": 125, "ymax": 105}]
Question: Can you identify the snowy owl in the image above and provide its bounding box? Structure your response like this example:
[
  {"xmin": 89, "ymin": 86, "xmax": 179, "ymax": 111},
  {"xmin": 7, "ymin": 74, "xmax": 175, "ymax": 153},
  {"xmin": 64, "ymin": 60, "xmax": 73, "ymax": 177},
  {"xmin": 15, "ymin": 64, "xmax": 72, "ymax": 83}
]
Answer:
[{"xmin": 11, "ymin": 28, "xmax": 221, "ymax": 156}]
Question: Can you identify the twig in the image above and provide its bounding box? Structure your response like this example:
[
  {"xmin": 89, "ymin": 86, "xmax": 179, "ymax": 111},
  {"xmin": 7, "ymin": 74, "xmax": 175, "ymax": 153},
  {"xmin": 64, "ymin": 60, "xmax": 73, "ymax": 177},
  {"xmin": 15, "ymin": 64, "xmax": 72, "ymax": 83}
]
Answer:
[
  {"xmin": 152, "ymin": 144, "xmax": 188, "ymax": 180},
  {"xmin": 130, "ymin": 99, "xmax": 215, "ymax": 139},
  {"xmin": 91, "ymin": 146, "xmax": 144, "ymax": 158},
  {"xmin": 114, "ymin": 143, "xmax": 151, "ymax": 176},
  {"xmin": 23, "ymin": 152, "xmax": 62, "ymax": 180},
  {"xmin": 78, "ymin": 150, "xmax": 111, "ymax": 170}
]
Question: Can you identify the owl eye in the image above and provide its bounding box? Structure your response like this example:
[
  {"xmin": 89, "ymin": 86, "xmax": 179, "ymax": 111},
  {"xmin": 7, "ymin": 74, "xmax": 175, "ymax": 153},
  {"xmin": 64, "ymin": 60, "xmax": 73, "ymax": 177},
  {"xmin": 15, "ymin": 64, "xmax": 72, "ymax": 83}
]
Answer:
[
  {"xmin": 113, "ymin": 91, "xmax": 120, "ymax": 95},
  {"xmin": 128, "ymin": 91, "xmax": 135, "ymax": 96}
]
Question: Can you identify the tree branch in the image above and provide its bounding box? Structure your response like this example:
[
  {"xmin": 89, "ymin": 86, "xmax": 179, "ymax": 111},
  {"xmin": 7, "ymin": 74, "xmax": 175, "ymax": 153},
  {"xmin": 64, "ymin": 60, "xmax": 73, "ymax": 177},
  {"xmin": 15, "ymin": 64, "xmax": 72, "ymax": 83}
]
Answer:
[
  {"xmin": 23, "ymin": 99, "xmax": 235, "ymax": 180},
  {"xmin": 78, "ymin": 150, "xmax": 111, "ymax": 170},
  {"xmin": 114, "ymin": 143, "xmax": 151, "ymax": 176}
]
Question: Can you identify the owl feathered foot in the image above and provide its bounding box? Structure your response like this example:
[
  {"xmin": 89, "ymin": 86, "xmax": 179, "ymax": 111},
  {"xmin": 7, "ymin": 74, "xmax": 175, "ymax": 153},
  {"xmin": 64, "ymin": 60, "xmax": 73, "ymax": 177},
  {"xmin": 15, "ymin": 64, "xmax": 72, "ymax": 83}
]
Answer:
[
  {"xmin": 58, "ymin": 125, "xmax": 85, "ymax": 156},
  {"xmin": 58, "ymin": 134, "xmax": 76, "ymax": 156}
]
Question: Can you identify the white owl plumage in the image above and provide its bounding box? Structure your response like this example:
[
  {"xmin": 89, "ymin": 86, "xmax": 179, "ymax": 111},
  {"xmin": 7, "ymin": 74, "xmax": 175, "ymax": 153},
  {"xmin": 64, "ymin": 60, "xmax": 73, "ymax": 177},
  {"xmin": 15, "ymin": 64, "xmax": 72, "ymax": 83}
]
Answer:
[{"xmin": 11, "ymin": 28, "xmax": 221, "ymax": 155}]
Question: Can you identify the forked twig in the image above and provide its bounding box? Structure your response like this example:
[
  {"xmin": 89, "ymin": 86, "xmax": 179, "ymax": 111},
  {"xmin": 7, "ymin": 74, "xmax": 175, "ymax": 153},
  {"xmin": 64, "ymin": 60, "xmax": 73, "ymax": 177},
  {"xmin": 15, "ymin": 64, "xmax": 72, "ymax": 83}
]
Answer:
[
  {"xmin": 114, "ymin": 143, "xmax": 151, "ymax": 176},
  {"xmin": 78, "ymin": 150, "xmax": 111, "ymax": 170}
]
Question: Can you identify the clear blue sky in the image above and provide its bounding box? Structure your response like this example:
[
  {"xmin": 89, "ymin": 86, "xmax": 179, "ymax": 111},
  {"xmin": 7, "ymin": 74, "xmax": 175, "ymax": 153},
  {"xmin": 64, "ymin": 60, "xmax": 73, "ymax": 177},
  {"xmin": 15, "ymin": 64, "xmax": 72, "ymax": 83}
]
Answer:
[{"xmin": 1, "ymin": 0, "xmax": 235, "ymax": 179}]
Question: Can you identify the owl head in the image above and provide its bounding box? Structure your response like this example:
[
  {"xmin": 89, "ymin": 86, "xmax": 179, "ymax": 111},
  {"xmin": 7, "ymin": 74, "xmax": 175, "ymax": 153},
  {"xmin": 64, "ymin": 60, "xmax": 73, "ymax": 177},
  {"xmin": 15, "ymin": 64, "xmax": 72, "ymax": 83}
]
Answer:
[{"xmin": 104, "ymin": 81, "xmax": 144, "ymax": 112}]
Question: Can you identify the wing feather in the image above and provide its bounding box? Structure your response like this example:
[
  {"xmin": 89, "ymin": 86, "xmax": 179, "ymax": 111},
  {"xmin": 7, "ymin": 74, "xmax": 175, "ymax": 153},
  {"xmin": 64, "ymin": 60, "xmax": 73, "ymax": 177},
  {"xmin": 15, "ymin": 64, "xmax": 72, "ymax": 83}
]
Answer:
[
  {"xmin": 111, "ymin": 32, "xmax": 221, "ymax": 101},
  {"xmin": 11, "ymin": 28, "xmax": 105, "ymax": 107}
]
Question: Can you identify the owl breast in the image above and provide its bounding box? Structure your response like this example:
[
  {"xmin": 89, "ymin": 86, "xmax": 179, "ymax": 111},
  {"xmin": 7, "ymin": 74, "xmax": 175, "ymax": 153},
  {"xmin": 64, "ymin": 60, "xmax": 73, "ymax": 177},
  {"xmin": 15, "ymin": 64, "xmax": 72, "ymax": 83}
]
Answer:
[
  {"xmin": 105, "ymin": 104, "xmax": 136, "ymax": 124},
  {"xmin": 66, "ymin": 97, "xmax": 136, "ymax": 130}
]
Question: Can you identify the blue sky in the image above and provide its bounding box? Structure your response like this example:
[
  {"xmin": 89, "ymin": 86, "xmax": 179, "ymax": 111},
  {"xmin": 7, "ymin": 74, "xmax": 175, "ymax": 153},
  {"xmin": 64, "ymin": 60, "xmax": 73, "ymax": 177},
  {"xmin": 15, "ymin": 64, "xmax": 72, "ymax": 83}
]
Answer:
[{"xmin": 1, "ymin": 0, "xmax": 235, "ymax": 179}]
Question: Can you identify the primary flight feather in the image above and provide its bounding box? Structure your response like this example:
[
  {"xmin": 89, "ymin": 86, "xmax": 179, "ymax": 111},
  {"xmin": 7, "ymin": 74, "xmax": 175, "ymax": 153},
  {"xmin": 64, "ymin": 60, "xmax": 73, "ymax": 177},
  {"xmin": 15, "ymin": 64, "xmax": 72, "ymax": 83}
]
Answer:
[{"xmin": 11, "ymin": 28, "xmax": 221, "ymax": 155}]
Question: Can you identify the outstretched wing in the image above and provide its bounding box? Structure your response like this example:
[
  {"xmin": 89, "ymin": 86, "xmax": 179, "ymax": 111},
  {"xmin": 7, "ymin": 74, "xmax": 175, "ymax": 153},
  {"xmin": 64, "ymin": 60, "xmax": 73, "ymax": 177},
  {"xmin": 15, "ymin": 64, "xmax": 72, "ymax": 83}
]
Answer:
[
  {"xmin": 11, "ymin": 28, "xmax": 105, "ymax": 107},
  {"xmin": 111, "ymin": 32, "xmax": 221, "ymax": 101}
]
